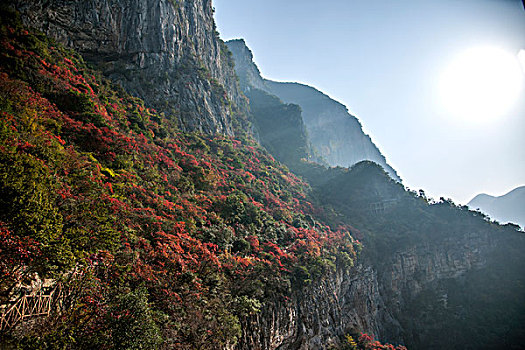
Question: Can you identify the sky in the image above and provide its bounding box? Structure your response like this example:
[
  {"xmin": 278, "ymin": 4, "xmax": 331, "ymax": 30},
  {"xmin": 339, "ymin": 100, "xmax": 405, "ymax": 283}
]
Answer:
[{"xmin": 213, "ymin": 0, "xmax": 525, "ymax": 204}]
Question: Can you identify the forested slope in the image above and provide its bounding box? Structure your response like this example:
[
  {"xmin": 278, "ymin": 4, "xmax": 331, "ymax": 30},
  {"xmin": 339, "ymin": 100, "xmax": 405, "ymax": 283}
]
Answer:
[
  {"xmin": 0, "ymin": 10, "xmax": 362, "ymax": 348},
  {"xmin": 1, "ymin": 3, "xmax": 525, "ymax": 350}
]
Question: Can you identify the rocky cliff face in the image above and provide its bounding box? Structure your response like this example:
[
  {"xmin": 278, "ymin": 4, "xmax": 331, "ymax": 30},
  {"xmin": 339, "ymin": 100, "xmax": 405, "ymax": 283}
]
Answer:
[
  {"xmin": 379, "ymin": 230, "xmax": 496, "ymax": 348},
  {"xmin": 226, "ymin": 39, "xmax": 400, "ymax": 181},
  {"xmin": 10, "ymin": 0, "xmax": 248, "ymax": 135},
  {"xmin": 264, "ymin": 81, "xmax": 400, "ymax": 181},
  {"xmin": 237, "ymin": 264, "xmax": 400, "ymax": 350},
  {"xmin": 225, "ymin": 39, "xmax": 267, "ymax": 92},
  {"xmin": 236, "ymin": 221, "xmax": 525, "ymax": 349}
]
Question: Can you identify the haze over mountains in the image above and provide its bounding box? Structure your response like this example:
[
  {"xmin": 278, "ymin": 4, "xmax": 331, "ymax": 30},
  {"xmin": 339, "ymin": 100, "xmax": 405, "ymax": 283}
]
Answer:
[
  {"xmin": 226, "ymin": 39, "xmax": 400, "ymax": 181},
  {"xmin": 468, "ymin": 186, "xmax": 525, "ymax": 230}
]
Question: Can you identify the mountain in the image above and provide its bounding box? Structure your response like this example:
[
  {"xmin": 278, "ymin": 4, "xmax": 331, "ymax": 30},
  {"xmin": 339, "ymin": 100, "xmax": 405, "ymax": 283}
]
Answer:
[
  {"xmin": 0, "ymin": 8, "xmax": 366, "ymax": 348},
  {"xmin": 226, "ymin": 39, "xmax": 400, "ymax": 181},
  {"xmin": 468, "ymin": 186, "xmax": 525, "ymax": 230},
  {"xmin": 300, "ymin": 162, "xmax": 525, "ymax": 349},
  {"xmin": 11, "ymin": 0, "xmax": 249, "ymax": 135},
  {"xmin": 1, "ymin": 2, "xmax": 525, "ymax": 350}
]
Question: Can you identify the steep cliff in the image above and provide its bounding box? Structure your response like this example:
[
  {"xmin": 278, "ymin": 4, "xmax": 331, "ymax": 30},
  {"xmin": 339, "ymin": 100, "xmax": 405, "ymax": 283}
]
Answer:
[
  {"xmin": 226, "ymin": 39, "xmax": 400, "ymax": 181},
  {"xmin": 308, "ymin": 162, "xmax": 525, "ymax": 349},
  {"xmin": 239, "ymin": 161, "xmax": 525, "ymax": 350},
  {"xmin": 0, "ymin": 13, "xmax": 364, "ymax": 348},
  {"xmin": 235, "ymin": 226, "xmax": 525, "ymax": 350},
  {"xmin": 238, "ymin": 264, "xmax": 401, "ymax": 350},
  {"xmin": 9, "ymin": 0, "xmax": 248, "ymax": 135},
  {"xmin": 246, "ymin": 88, "xmax": 311, "ymax": 166}
]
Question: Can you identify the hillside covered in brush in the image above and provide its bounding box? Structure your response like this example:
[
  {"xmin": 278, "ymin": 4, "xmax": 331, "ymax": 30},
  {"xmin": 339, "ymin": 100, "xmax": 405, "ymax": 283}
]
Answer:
[
  {"xmin": 0, "ymin": 9, "xmax": 364, "ymax": 349},
  {"xmin": 1, "ymin": 2, "xmax": 525, "ymax": 350}
]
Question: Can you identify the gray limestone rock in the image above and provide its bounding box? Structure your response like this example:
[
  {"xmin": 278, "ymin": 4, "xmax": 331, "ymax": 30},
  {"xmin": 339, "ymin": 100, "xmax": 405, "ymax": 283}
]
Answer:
[{"xmin": 11, "ymin": 0, "xmax": 248, "ymax": 135}]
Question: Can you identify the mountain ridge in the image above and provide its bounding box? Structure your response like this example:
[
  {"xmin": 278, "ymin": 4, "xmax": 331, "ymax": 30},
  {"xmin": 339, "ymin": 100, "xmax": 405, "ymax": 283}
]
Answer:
[
  {"xmin": 468, "ymin": 185, "xmax": 525, "ymax": 229},
  {"xmin": 226, "ymin": 38, "xmax": 400, "ymax": 181}
]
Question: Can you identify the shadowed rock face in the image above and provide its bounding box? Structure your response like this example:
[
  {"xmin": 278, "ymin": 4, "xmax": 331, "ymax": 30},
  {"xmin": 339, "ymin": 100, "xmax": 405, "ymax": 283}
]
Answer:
[
  {"xmin": 11, "ymin": 0, "xmax": 248, "ymax": 135},
  {"xmin": 468, "ymin": 186, "xmax": 525, "ymax": 230},
  {"xmin": 235, "ymin": 222, "xmax": 524, "ymax": 349},
  {"xmin": 226, "ymin": 39, "xmax": 400, "ymax": 182},
  {"xmin": 235, "ymin": 165, "xmax": 525, "ymax": 349}
]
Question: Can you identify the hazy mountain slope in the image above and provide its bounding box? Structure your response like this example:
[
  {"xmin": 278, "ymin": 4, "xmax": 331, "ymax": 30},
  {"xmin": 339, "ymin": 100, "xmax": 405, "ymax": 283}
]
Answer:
[
  {"xmin": 9, "ymin": 0, "xmax": 249, "ymax": 135},
  {"xmin": 468, "ymin": 186, "xmax": 525, "ymax": 229},
  {"xmin": 245, "ymin": 89, "xmax": 311, "ymax": 166},
  {"xmin": 226, "ymin": 39, "xmax": 400, "ymax": 181},
  {"xmin": 302, "ymin": 161, "xmax": 525, "ymax": 349}
]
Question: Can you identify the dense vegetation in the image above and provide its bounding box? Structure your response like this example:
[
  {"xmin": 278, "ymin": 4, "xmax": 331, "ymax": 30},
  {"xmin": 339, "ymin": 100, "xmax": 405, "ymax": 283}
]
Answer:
[
  {"xmin": 295, "ymin": 161, "xmax": 525, "ymax": 349},
  {"xmin": 1, "ymin": 5, "xmax": 524, "ymax": 350},
  {"xmin": 245, "ymin": 76, "xmax": 525, "ymax": 349},
  {"xmin": 0, "ymin": 9, "xmax": 360, "ymax": 349}
]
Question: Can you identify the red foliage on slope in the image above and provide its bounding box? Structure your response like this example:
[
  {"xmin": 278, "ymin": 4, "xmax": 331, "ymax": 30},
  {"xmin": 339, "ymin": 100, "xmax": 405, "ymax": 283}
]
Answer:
[{"xmin": 0, "ymin": 16, "xmax": 360, "ymax": 348}]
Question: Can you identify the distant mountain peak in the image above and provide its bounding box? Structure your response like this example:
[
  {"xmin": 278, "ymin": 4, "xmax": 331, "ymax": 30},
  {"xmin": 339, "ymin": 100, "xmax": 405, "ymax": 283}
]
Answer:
[
  {"xmin": 226, "ymin": 39, "xmax": 401, "ymax": 181},
  {"xmin": 469, "ymin": 185, "xmax": 525, "ymax": 203},
  {"xmin": 468, "ymin": 185, "xmax": 525, "ymax": 229}
]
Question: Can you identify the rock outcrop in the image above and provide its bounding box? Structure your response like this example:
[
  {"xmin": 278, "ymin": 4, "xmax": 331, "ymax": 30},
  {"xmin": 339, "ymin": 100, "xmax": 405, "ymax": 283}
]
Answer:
[
  {"xmin": 236, "ymin": 219, "xmax": 525, "ymax": 349},
  {"xmin": 226, "ymin": 39, "xmax": 400, "ymax": 181},
  {"xmin": 10, "ymin": 0, "xmax": 248, "ymax": 135},
  {"xmin": 238, "ymin": 264, "xmax": 399, "ymax": 350}
]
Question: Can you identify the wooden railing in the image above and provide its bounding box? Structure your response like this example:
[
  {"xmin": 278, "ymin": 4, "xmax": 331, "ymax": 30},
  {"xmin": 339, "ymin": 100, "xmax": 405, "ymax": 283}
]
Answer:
[{"xmin": 0, "ymin": 286, "xmax": 59, "ymax": 330}]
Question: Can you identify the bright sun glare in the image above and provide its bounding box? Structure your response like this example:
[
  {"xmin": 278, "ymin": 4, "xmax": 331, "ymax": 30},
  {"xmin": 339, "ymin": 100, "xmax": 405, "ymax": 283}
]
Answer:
[{"xmin": 439, "ymin": 46, "xmax": 524, "ymax": 124}]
